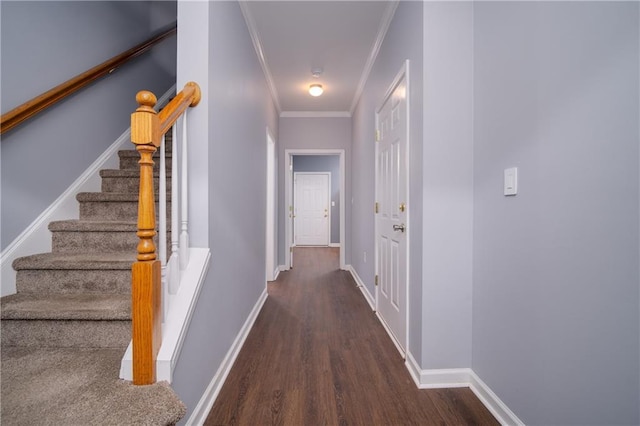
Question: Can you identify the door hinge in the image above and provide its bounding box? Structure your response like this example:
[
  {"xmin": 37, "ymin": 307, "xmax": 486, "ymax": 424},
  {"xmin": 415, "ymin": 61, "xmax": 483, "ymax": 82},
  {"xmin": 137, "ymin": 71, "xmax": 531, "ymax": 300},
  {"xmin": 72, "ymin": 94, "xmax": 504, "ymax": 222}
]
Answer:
[
  {"xmin": 290, "ymin": 247, "xmax": 293, "ymax": 253},
  {"xmin": 375, "ymin": 130, "xmax": 380, "ymax": 142},
  {"xmin": 375, "ymin": 202, "xmax": 379, "ymax": 214},
  {"xmin": 375, "ymin": 275, "xmax": 379, "ymax": 286}
]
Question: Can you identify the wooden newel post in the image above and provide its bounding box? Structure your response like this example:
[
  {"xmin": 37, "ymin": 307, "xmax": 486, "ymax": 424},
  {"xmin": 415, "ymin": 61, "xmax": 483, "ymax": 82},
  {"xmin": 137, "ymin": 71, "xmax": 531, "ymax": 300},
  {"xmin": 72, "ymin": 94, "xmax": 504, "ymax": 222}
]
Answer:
[{"xmin": 131, "ymin": 91, "xmax": 162, "ymax": 385}]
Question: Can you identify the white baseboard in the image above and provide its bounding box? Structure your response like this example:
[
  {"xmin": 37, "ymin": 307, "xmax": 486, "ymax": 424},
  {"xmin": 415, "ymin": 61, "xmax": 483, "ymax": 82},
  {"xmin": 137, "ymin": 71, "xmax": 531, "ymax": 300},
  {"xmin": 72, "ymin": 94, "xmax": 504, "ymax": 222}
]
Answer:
[
  {"xmin": 0, "ymin": 85, "xmax": 176, "ymax": 297},
  {"xmin": 346, "ymin": 264, "xmax": 375, "ymax": 311},
  {"xmin": 405, "ymin": 352, "xmax": 470, "ymax": 389},
  {"xmin": 186, "ymin": 288, "xmax": 268, "ymax": 425},
  {"xmin": 469, "ymin": 370, "xmax": 525, "ymax": 426},
  {"xmin": 119, "ymin": 248, "xmax": 211, "ymax": 383},
  {"xmin": 271, "ymin": 267, "xmax": 280, "ymax": 281},
  {"xmin": 328, "ymin": 243, "xmax": 341, "ymax": 248},
  {"xmin": 278, "ymin": 265, "xmax": 287, "ymax": 272},
  {"xmin": 405, "ymin": 352, "xmax": 524, "ymax": 426}
]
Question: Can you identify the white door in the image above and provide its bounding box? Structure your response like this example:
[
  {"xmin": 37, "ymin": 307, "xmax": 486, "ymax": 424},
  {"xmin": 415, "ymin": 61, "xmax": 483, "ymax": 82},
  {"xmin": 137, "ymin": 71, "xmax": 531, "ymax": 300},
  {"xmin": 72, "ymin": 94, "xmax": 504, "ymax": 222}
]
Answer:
[
  {"xmin": 294, "ymin": 173, "xmax": 330, "ymax": 246},
  {"xmin": 375, "ymin": 63, "xmax": 409, "ymax": 353}
]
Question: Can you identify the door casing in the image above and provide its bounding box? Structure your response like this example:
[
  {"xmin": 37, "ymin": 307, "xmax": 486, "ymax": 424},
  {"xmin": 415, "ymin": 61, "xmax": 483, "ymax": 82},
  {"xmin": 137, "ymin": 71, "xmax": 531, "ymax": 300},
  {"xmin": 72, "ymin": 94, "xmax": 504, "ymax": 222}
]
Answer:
[
  {"xmin": 284, "ymin": 149, "xmax": 346, "ymax": 270},
  {"xmin": 265, "ymin": 127, "xmax": 277, "ymax": 282}
]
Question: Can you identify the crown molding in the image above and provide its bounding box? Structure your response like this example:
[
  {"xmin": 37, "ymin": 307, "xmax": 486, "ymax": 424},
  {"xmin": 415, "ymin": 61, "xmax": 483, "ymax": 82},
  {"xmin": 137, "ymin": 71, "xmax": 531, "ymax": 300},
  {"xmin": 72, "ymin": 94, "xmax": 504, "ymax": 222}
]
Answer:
[
  {"xmin": 280, "ymin": 111, "xmax": 352, "ymax": 118},
  {"xmin": 349, "ymin": 0, "xmax": 399, "ymax": 114},
  {"xmin": 238, "ymin": 1, "xmax": 282, "ymax": 114}
]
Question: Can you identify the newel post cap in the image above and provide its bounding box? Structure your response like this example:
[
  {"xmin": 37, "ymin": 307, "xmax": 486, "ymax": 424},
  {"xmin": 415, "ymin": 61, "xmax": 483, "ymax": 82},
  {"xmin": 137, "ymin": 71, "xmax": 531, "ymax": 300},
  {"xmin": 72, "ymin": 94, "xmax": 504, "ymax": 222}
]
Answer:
[{"xmin": 131, "ymin": 90, "xmax": 160, "ymax": 147}]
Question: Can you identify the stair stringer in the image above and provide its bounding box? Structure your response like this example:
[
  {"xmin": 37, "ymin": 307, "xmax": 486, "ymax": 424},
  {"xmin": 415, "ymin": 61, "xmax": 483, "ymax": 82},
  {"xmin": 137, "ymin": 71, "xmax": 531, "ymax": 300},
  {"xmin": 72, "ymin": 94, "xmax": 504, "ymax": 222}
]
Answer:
[
  {"xmin": 120, "ymin": 247, "xmax": 211, "ymax": 383},
  {"xmin": 0, "ymin": 84, "xmax": 177, "ymax": 297}
]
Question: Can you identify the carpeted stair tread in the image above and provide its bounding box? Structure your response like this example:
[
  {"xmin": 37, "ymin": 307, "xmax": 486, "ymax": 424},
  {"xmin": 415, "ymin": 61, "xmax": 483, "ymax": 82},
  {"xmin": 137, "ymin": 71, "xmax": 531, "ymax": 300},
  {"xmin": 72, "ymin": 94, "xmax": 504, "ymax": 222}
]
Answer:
[
  {"xmin": 100, "ymin": 168, "xmax": 172, "ymax": 178},
  {"xmin": 118, "ymin": 149, "xmax": 172, "ymax": 168},
  {"xmin": 1, "ymin": 347, "xmax": 185, "ymax": 426},
  {"xmin": 1, "ymin": 293, "xmax": 130, "ymax": 320},
  {"xmin": 13, "ymin": 252, "xmax": 134, "ymax": 270},
  {"xmin": 77, "ymin": 192, "xmax": 143, "ymax": 202},
  {"xmin": 49, "ymin": 220, "xmax": 137, "ymax": 232}
]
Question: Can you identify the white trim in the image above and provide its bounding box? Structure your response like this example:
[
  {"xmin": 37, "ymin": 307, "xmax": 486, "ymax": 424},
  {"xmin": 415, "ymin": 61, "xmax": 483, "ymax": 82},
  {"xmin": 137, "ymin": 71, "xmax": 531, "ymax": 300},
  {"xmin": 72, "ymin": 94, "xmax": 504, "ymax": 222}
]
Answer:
[
  {"xmin": 269, "ymin": 267, "xmax": 280, "ymax": 282},
  {"xmin": 284, "ymin": 149, "xmax": 346, "ymax": 271},
  {"xmin": 328, "ymin": 243, "xmax": 341, "ymax": 248},
  {"xmin": 265, "ymin": 127, "xmax": 277, "ymax": 282},
  {"xmin": 346, "ymin": 265, "xmax": 374, "ymax": 311},
  {"xmin": 349, "ymin": 1, "xmax": 399, "ymax": 114},
  {"xmin": 278, "ymin": 265, "xmax": 287, "ymax": 272},
  {"xmin": 404, "ymin": 352, "xmax": 525, "ymax": 426},
  {"xmin": 186, "ymin": 289, "xmax": 269, "ymax": 426},
  {"xmin": 238, "ymin": 1, "xmax": 281, "ymax": 114},
  {"xmin": 120, "ymin": 248, "xmax": 211, "ymax": 383},
  {"xmin": 0, "ymin": 86, "xmax": 176, "ymax": 297},
  {"xmin": 469, "ymin": 371, "xmax": 526, "ymax": 426},
  {"xmin": 280, "ymin": 111, "xmax": 351, "ymax": 118}
]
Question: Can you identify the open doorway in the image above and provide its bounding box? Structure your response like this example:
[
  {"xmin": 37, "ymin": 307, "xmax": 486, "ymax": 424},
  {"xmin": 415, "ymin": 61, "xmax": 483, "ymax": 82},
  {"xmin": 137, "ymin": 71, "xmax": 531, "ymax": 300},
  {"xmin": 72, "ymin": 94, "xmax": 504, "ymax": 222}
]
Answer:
[
  {"xmin": 265, "ymin": 128, "xmax": 277, "ymax": 282},
  {"xmin": 284, "ymin": 149, "xmax": 345, "ymax": 270}
]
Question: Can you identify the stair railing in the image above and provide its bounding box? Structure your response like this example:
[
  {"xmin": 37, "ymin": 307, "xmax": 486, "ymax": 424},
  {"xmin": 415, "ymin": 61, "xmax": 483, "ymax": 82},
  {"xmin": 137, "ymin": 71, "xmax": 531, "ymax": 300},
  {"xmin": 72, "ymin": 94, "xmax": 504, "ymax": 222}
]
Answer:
[
  {"xmin": 130, "ymin": 82, "xmax": 200, "ymax": 385},
  {"xmin": 1, "ymin": 23, "xmax": 176, "ymax": 135}
]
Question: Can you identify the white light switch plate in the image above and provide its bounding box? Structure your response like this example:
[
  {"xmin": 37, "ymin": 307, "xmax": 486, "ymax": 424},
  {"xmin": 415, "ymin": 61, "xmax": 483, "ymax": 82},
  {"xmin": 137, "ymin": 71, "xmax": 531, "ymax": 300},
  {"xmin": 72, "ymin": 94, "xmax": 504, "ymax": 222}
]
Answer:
[{"xmin": 504, "ymin": 167, "xmax": 518, "ymax": 196}]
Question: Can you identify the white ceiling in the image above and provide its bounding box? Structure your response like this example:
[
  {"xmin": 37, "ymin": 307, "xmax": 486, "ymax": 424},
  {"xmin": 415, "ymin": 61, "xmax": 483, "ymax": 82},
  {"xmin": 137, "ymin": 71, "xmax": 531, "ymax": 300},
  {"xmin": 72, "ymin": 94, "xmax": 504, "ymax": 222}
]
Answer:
[{"xmin": 240, "ymin": 1, "xmax": 398, "ymax": 116}]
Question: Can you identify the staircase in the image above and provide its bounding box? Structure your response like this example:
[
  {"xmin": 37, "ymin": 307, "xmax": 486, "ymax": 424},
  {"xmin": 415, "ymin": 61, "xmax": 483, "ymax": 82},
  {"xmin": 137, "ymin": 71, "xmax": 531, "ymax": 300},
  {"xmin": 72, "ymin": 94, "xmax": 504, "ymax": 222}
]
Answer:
[{"xmin": 0, "ymin": 131, "xmax": 186, "ymax": 425}]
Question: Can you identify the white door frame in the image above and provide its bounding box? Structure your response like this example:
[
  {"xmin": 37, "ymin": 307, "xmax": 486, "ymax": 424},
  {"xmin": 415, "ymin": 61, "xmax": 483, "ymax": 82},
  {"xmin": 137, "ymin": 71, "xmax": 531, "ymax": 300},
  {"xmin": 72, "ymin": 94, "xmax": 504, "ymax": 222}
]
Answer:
[
  {"xmin": 374, "ymin": 60, "xmax": 410, "ymax": 356},
  {"xmin": 284, "ymin": 149, "xmax": 345, "ymax": 270},
  {"xmin": 265, "ymin": 127, "xmax": 277, "ymax": 282},
  {"xmin": 293, "ymin": 172, "xmax": 331, "ymax": 246}
]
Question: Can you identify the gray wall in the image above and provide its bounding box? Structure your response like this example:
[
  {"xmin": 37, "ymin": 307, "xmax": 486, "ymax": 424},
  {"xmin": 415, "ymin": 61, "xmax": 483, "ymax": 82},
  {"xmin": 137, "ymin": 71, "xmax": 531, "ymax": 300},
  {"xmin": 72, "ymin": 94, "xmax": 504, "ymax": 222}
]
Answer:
[
  {"xmin": 472, "ymin": 2, "xmax": 639, "ymax": 424},
  {"xmin": 278, "ymin": 117, "xmax": 351, "ymax": 265},
  {"xmin": 351, "ymin": 1, "xmax": 424, "ymax": 360},
  {"xmin": 170, "ymin": 1, "xmax": 279, "ymax": 422},
  {"xmin": 420, "ymin": 1, "xmax": 474, "ymax": 369},
  {"xmin": 0, "ymin": 1, "xmax": 176, "ymax": 249},
  {"xmin": 293, "ymin": 155, "xmax": 340, "ymax": 244}
]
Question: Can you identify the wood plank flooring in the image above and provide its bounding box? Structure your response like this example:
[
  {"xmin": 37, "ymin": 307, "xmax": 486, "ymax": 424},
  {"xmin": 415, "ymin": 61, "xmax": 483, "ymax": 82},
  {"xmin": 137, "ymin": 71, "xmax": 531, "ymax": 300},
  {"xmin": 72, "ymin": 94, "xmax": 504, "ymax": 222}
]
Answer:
[{"xmin": 205, "ymin": 247, "xmax": 498, "ymax": 426}]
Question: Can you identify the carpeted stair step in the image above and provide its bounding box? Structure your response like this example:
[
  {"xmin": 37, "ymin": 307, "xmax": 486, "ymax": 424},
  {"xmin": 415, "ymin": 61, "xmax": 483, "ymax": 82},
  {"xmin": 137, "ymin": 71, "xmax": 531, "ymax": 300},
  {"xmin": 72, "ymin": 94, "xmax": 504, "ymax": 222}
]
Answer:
[
  {"xmin": 1, "ymin": 293, "xmax": 131, "ymax": 348},
  {"xmin": 77, "ymin": 192, "xmax": 170, "ymax": 222},
  {"xmin": 49, "ymin": 220, "xmax": 171, "ymax": 257},
  {"xmin": 118, "ymin": 142, "xmax": 172, "ymax": 170},
  {"xmin": 1, "ymin": 347, "xmax": 186, "ymax": 425},
  {"xmin": 50, "ymin": 220, "xmax": 138, "ymax": 254},
  {"xmin": 13, "ymin": 252, "xmax": 134, "ymax": 294},
  {"xmin": 100, "ymin": 168, "xmax": 172, "ymax": 193}
]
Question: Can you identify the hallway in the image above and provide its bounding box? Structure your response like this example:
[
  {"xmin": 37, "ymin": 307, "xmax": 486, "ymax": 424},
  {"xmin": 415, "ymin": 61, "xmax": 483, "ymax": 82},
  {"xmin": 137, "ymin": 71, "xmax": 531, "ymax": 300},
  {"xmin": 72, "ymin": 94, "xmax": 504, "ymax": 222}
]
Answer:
[{"xmin": 205, "ymin": 247, "xmax": 498, "ymax": 425}]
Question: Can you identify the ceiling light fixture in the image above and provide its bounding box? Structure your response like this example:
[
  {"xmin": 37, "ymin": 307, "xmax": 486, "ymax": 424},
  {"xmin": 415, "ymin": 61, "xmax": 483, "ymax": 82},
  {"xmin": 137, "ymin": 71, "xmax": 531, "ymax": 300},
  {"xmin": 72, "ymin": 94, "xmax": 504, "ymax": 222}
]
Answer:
[
  {"xmin": 309, "ymin": 83, "xmax": 324, "ymax": 97},
  {"xmin": 309, "ymin": 67, "xmax": 324, "ymax": 97}
]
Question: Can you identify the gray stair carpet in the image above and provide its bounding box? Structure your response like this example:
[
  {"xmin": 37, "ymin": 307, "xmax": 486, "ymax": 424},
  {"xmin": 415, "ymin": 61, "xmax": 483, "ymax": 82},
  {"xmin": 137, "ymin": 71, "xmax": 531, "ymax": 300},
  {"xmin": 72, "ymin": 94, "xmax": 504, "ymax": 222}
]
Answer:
[{"xmin": 1, "ymin": 133, "xmax": 186, "ymax": 425}]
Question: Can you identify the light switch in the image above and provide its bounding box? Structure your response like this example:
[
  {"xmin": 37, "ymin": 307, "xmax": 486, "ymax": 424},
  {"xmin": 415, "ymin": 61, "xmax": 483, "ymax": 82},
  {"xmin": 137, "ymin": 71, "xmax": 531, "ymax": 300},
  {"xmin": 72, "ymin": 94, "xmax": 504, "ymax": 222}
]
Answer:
[
  {"xmin": 331, "ymin": 201, "xmax": 335, "ymax": 207},
  {"xmin": 504, "ymin": 167, "xmax": 518, "ymax": 196}
]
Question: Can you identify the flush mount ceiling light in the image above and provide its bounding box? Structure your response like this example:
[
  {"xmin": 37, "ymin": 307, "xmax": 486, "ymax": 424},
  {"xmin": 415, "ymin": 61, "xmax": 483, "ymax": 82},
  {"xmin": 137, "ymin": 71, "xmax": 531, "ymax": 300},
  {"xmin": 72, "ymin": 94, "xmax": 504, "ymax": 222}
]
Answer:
[
  {"xmin": 308, "ymin": 67, "xmax": 324, "ymax": 97},
  {"xmin": 309, "ymin": 83, "xmax": 324, "ymax": 97}
]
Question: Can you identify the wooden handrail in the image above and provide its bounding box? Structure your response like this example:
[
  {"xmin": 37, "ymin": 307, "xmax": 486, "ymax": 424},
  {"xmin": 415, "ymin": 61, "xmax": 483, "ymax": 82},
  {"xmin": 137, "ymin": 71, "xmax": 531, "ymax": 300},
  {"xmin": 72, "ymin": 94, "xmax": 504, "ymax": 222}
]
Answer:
[
  {"xmin": 130, "ymin": 82, "xmax": 200, "ymax": 385},
  {"xmin": 0, "ymin": 23, "xmax": 177, "ymax": 135}
]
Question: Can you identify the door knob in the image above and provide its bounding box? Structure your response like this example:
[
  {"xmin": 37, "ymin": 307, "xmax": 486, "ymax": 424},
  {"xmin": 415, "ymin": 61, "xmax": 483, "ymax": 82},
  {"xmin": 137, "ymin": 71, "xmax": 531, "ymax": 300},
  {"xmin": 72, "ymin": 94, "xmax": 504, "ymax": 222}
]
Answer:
[{"xmin": 393, "ymin": 223, "xmax": 406, "ymax": 232}]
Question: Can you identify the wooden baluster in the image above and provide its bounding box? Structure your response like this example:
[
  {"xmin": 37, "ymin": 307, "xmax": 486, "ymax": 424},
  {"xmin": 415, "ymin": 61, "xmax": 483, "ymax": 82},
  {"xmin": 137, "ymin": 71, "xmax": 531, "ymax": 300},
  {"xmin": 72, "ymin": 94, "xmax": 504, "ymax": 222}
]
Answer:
[{"xmin": 130, "ymin": 90, "xmax": 162, "ymax": 385}]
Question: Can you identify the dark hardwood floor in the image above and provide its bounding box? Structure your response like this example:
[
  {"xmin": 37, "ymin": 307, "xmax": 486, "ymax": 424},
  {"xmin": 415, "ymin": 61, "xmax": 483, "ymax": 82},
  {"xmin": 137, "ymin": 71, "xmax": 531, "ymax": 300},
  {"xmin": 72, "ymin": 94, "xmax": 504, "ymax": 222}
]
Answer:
[{"xmin": 205, "ymin": 247, "xmax": 498, "ymax": 426}]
